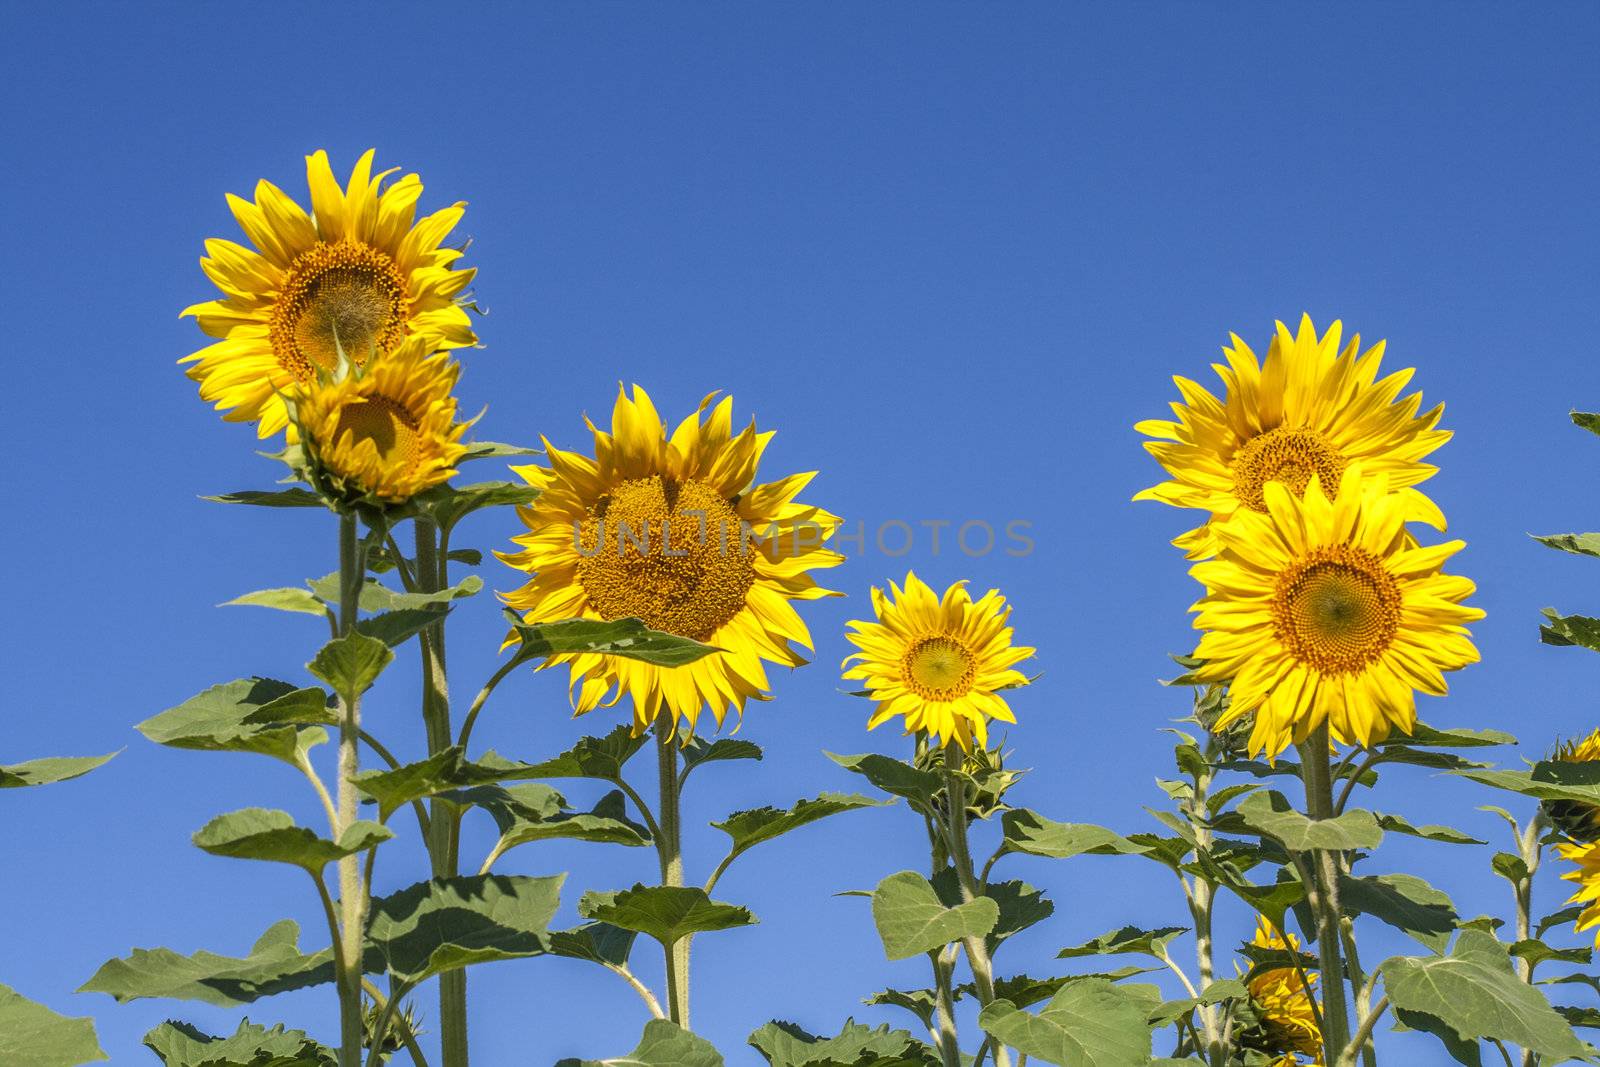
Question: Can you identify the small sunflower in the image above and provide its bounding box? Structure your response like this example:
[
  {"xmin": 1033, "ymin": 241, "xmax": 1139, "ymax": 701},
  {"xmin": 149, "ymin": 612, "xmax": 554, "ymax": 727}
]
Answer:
[
  {"xmin": 1546, "ymin": 729, "xmax": 1600, "ymax": 843},
  {"xmin": 843, "ymin": 573, "xmax": 1034, "ymax": 751},
  {"xmin": 1558, "ymin": 840, "xmax": 1600, "ymax": 946},
  {"xmin": 1242, "ymin": 918, "xmax": 1323, "ymax": 1066},
  {"xmin": 499, "ymin": 385, "xmax": 843, "ymax": 737},
  {"xmin": 182, "ymin": 149, "xmax": 476, "ymax": 437},
  {"xmin": 1189, "ymin": 466, "xmax": 1482, "ymax": 757},
  {"xmin": 290, "ymin": 337, "xmax": 468, "ymax": 505},
  {"xmin": 1136, "ymin": 315, "xmax": 1449, "ymax": 559}
]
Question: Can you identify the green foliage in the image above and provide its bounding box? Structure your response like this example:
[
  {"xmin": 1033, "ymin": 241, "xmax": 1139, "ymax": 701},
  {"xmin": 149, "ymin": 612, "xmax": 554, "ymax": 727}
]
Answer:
[
  {"xmin": 749, "ymin": 1019, "xmax": 935, "ymax": 1067},
  {"xmin": 0, "ymin": 752, "xmax": 116, "ymax": 789},
  {"xmin": 191, "ymin": 808, "xmax": 391, "ymax": 873},
  {"xmin": 81, "ymin": 919, "xmax": 335, "ymax": 1006},
  {"xmin": 998, "ymin": 808, "xmax": 1150, "ymax": 860},
  {"xmin": 517, "ymin": 725, "xmax": 648, "ymax": 781},
  {"xmin": 825, "ymin": 752, "xmax": 943, "ymax": 810},
  {"xmin": 138, "ymin": 679, "xmax": 329, "ymax": 767},
  {"xmin": 478, "ymin": 787, "xmax": 652, "ymax": 868},
  {"xmin": 1374, "ymin": 812, "xmax": 1485, "ymax": 845},
  {"xmin": 869, "ymin": 870, "xmax": 999, "ymax": 961},
  {"xmin": 1057, "ymin": 926, "xmax": 1187, "ymax": 960},
  {"xmin": 306, "ymin": 631, "xmax": 392, "ymax": 699},
  {"xmin": 504, "ymin": 614, "xmax": 718, "ymax": 670},
  {"xmin": 976, "ymin": 978, "xmax": 1155, "ymax": 1067},
  {"xmin": 1225, "ymin": 789, "xmax": 1384, "ymax": 851},
  {"xmin": 365, "ymin": 874, "xmax": 565, "ymax": 985},
  {"xmin": 546, "ymin": 923, "xmax": 638, "ymax": 968},
  {"xmin": 681, "ymin": 738, "xmax": 764, "ymax": 781},
  {"xmin": 712, "ymin": 793, "xmax": 888, "ymax": 868},
  {"xmin": 0, "ymin": 983, "xmax": 107, "ymax": 1065},
  {"xmin": 414, "ymin": 480, "xmax": 542, "ymax": 531},
  {"xmin": 202, "ymin": 488, "xmax": 325, "ymax": 508},
  {"xmin": 1381, "ymin": 930, "xmax": 1587, "ymax": 1061},
  {"xmin": 143, "ymin": 1018, "xmax": 334, "ymax": 1066},
  {"xmin": 579, "ymin": 885, "xmax": 756, "ymax": 949},
  {"xmin": 1338, "ymin": 872, "xmax": 1459, "ymax": 952},
  {"xmin": 555, "ymin": 1020, "xmax": 723, "ymax": 1067}
]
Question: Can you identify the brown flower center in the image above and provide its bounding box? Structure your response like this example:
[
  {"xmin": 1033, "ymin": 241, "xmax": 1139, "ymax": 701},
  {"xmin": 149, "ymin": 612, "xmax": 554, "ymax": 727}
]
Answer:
[
  {"xmin": 271, "ymin": 239, "xmax": 409, "ymax": 380},
  {"xmin": 1232, "ymin": 427, "xmax": 1347, "ymax": 513},
  {"xmin": 576, "ymin": 476, "xmax": 755, "ymax": 640},
  {"xmin": 332, "ymin": 395, "xmax": 422, "ymax": 476},
  {"xmin": 903, "ymin": 636, "xmax": 976, "ymax": 700},
  {"xmin": 1271, "ymin": 546, "xmax": 1402, "ymax": 674}
]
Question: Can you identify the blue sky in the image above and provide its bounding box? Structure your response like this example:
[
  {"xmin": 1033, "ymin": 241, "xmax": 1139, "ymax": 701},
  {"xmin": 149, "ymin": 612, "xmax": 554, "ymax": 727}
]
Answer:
[{"xmin": 2, "ymin": 3, "xmax": 1598, "ymax": 1063}]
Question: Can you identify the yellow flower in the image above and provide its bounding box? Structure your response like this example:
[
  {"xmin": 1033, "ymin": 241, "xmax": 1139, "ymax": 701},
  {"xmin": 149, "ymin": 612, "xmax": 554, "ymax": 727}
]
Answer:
[
  {"xmin": 1189, "ymin": 466, "xmax": 1481, "ymax": 757},
  {"xmin": 290, "ymin": 337, "xmax": 467, "ymax": 505},
  {"xmin": 1558, "ymin": 839, "xmax": 1600, "ymax": 946},
  {"xmin": 182, "ymin": 149, "xmax": 476, "ymax": 437},
  {"xmin": 498, "ymin": 385, "xmax": 843, "ymax": 737},
  {"xmin": 1136, "ymin": 316, "xmax": 1449, "ymax": 559},
  {"xmin": 1244, "ymin": 918, "xmax": 1323, "ymax": 1066},
  {"xmin": 843, "ymin": 573, "xmax": 1033, "ymax": 751},
  {"xmin": 1547, "ymin": 729, "xmax": 1600, "ymax": 844}
]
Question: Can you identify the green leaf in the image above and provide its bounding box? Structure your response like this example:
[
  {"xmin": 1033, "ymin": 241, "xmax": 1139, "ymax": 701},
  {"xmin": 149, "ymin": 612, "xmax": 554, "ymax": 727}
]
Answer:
[
  {"xmin": 80, "ymin": 919, "xmax": 335, "ymax": 1006},
  {"xmin": 1511, "ymin": 940, "xmax": 1593, "ymax": 968},
  {"xmin": 505, "ymin": 615, "xmax": 717, "ymax": 669},
  {"xmin": 1057, "ymin": 926, "xmax": 1188, "ymax": 960},
  {"xmin": 0, "ymin": 983, "xmax": 107, "ymax": 1065},
  {"xmin": 1533, "ymin": 532, "xmax": 1600, "ymax": 559},
  {"xmin": 555, "ymin": 1020, "xmax": 723, "ymax": 1067},
  {"xmin": 309, "ymin": 573, "xmax": 482, "ymax": 613},
  {"xmin": 519, "ymin": 726, "xmax": 649, "ymax": 781},
  {"xmin": 870, "ymin": 870, "xmax": 998, "ymax": 961},
  {"xmin": 977, "ymin": 979, "xmax": 1154, "ymax": 1067},
  {"xmin": 137, "ymin": 679, "xmax": 328, "ymax": 767},
  {"xmin": 1381, "ymin": 930, "xmax": 1586, "ymax": 1061},
  {"xmin": 981, "ymin": 879, "xmax": 1055, "ymax": 954},
  {"xmin": 1375, "ymin": 813, "xmax": 1485, "ymax": 846},
  {"xmin": 1492, "ymin": 851, "xmax": 1530, "ymax": 885},
  {"xmin": 447, "ymin": 547, "xmax": 484, "ymax": 566},
  {"xmin": 681, "ymin": 737, "xmax": 764, "ymax": 777},
  {"xmin": 192, "ymin": 808, "xmax": 390, "ymax": 873},
  {"xmin": 202, "ymin": 488, "xmax": 325, "ymax": 508},
  {"xmin": 1146, "ymin": 978, "xmax": 1249, "ymax": 1027},
  {"xmin": 353, "ymin": 746, "xmax": 571, "ymax": 820},
  {"xmin": 1541, "ymin": 608, "xmax": 1600, "ymax": 651},
  {"xmin": 355, "ymin": 608, "xmax": 449, "ymax": 648},
  {"xmin": 480, "ymin": 787, "xmax": 651, "ymax": 868},
  {"xmin": 1538, "ymin": 905, "xmax": 1587, "ymax": 939},
  {"xmin": 143, "ymin": 1018, "xmax": 334, "ymax": 1066},
  {"xmin": 999, "ymin": 809, "xmax": 1150, "ymax": 860},
  {"xmin": 546, "ymin": 923, "xmax": 638, "ymax": 968},
  {"xmin": 461, "ymin": 440, "xmax": 540, "ymax": 462},
  {"xmin": 1391, "ymin": 1007, "xmax": 1484, "ymax": 1067},
  {"xmin": 1557, "ymin": 1005, "xmax": 1600, "ymax": 1029},
  {"xmin": 1459, "ymin": 760, "xmax": 1600, "ymax": 806},
  {"xmin": 1382, "ymin": 724, "xmax": 1517, "ymax": 749},
  {"xmin": 221, "ymin": 587, "xmax": 328, "ymax": 617},
  {"xmin": 1339, "ymin": 873, "xmax": 1459, "ymax": 952},
  {"xmin": 1573, "ymin": 411, "xmax": 1600, "ymax": 437},
  {"xmin": 712, "ymin": 793, "xmax": 888, "ymax": 863},
  {"xmin": 416, "ymin": 481, "xmax": 542, "ymax": 530},
  {"xmin": 863, "ymin": 988, "xmax": 943, "ymax": 1030},
  {"xmin": 580, "ymin": 885, "xmax": 756, "ymax": 949},
  {"xmin": 748, "ymin": 1020, "xmax": 929, "ymax": 1067},
  {"xmin": 825, "ymin": 752, "xmax": 942, "ymax": 809},
  {"xmin": 307, "ymin": 631, "xmax": 392, "ymax": 699},
  {"xmin": 1231, "ymin": 790, "xmax": 1384, "ymax": 851},
  {"xmin": 365, "ymin": 874, "xmax": 565, "ymax": 985},
  {"xmin": 0, "ymin": 752, "xmax": 116, "ymax": 789}
]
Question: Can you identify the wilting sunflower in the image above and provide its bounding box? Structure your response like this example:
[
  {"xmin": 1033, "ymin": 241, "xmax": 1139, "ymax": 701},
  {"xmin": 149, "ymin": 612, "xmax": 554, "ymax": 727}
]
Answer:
[
  {"xmin": 842, "ymin": 573, "xmax": 1034, "ymax": 751},
  {"xmin": 1545, "ymin": 730, "xmax": 1600, "ymax": 843},
  {"xmin": 1136, "ymin": 316, "xmax": 1449, "ymax": 558},
  {"xmin": 1558, "ymin": 840, "xmax": 1600, "ymax": 947},
  {"xmin": 1240, "ymin": 918, "xmax": 1323, "ymax": 1066},
  {"xmin": 499, "ymin": 385, "xmax": 843, "ymax": 737},
  {"xmin": 1189, "ymin": 467, "xmax": 1481, "ymax": 757},
  {"xmin": 182, "ymin": 149, "xmax": 476, "ymax": 437},
  {"xmin": 289, "ymin": 337, "xmax": 468, "ymax": 505}
]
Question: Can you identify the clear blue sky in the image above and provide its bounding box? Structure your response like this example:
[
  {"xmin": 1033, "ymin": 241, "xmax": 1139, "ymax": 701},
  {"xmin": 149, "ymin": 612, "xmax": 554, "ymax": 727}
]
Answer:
[{"xmin": 3, "ymin": 3, "xmax": 1598, "ymax": 1064}]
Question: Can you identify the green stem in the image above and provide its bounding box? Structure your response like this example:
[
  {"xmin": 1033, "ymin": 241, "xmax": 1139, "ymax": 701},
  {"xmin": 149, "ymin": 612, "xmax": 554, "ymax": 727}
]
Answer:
[
  {"xmin": 931, "ymin": 946, "xmax": 963, "ymax": 1067},
  {"xmin": 655, "ymin": 719, "xmax": 690, "ymax": 1027},
  {"xmin": 941, "ymin": 744, "xmax": 1011, "ymax": 1067},
  {"xmin": 336, "ymin": 512, "xmax": 368, "ymax": 1067},
  {"xmin": 415, "ymin": 519, "xmax": 469, "ymax": 1067},
  {"xmin": 1298, "ymin": 725, "xmax": 1352, "ymax": 1064},
  {"xmin": 1184, "ymin": 741, "xmax": 1225, "ymax": 1067}
]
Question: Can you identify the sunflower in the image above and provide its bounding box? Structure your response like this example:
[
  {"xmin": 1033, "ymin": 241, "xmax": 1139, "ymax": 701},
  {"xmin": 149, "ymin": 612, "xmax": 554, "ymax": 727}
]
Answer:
[
  {"xmin": 1241, "ymin": 917, "xmax": 1323, "ymax": 1066},
  {"xmin": 1558, "ymin": 840, "xmax": 1600, "ymax": 946},
  {"xmin": 182, "ymin": 149, "xmax": 476, "ymax": 437},
  {"xmin": 289, "ymin": 336, "xmax": 468, "ymax": 505},
  {"xmin": 499, "ymin": 385, "xmax": 843, "ymax": 737},
  {"xmin": 1189, "ymin": 466, "xmax": 1481, "ymax": 757},
  {"xmin": 842, "ymin": 573, "xmax": 1034, "ymax": 751},
  {"xmin": 1545, "ymin": 729, "xmax": 1600, "ymax": 843},
  {"xmin": 1136, "ymin": 316, "xmax": 1450, "ymax": 559}
]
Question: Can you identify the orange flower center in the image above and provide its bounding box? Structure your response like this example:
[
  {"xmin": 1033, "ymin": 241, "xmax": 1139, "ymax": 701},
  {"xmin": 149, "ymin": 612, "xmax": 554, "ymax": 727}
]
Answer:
[
  {"xmin": 903, "ymin": 636, "xmax": 976, "ymax": 700},
  {"xmin": 1271, "ymin": 545, "xmax": 1401, "ymax": 674},
  {"xmin": 271, "ymin": 239, "xmax": 409, "ymax": 380},
  {"xmin": 1232, "ymin": 427, "xmax": 1347, "ymax": 513},
  {"xmin": 333, "ymin": 394, "xmax": 422, "ymax": 477}
]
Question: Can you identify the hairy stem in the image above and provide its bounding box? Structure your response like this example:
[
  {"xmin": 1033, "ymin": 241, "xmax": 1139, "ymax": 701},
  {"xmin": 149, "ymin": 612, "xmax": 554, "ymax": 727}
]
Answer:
[
  {"xmin": 335, "ymin": 512, "xmax": 369, "ymax": 1067},
  {"xmin": 942, "ymin": 744, "xmax": 1011, "ymax": 1067},
  {"xmin": 1299, "ymin": 725, "xmax": 1352, "ymax": 1064},
  {"xmin": 655, "ymin": 719, "xmax": 690, "ymax": 1027},
  {"xmin": 931, "ymin": 947, "xmax": 963, "ymax": 1067}
]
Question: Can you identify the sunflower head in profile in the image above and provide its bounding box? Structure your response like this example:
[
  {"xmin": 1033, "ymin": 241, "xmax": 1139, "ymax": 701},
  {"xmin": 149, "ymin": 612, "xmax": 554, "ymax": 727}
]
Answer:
[
  {"xmin": 1189, "ymin": 466, "xmax": 1482, "ymax": 758},
  {"xmin": 288, "ymin": 337, "xmax": 468, "ymax": 506},
  {"xmin": 182, "ymin": 149, "xmax": 477, "ymax": 437},
  {"xmin": 1136, "ymin": 315, "xmax": 1450, "ymax": 559},
  {"xmin": 1545, "ymin": 729, "xmax": 1600, "ymax": 844},
  {"xmin": 1239, "ymin": 917, "xmax": 1323, "ymax": 1066},
  {"xmin": 843, "ymin": 573, "xmax": 1034, "ymax": 752},
  {"xmin": 499, "ymin": 385, "xmax": 843, "ymax": 739}
]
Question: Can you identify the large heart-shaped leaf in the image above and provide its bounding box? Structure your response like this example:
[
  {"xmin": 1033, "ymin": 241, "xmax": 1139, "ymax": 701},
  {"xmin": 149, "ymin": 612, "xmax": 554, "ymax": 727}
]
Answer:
[
  {"xmin": 307, "ymin": 631, "xmax": 392, "ymax": 699},
  {"xmin": 1229, "ymin": 791, "xmax": 1383, "ymax": 851},
  {"xmin": 80, "ymin": 919, "xmax": 334, "ymax": 1006},
  {"xmin": 365, "ymin": 874, "xmax": 565, "ymax": 985},
  {"xmin": 138, "ymin": 679, "xmax": 327, "ymax": 766},
  {"xmin": 579, "ymin": 885, "xmax": 755, "ymax": 949},
  {"xmin": 192, "ymin": 808, "xmax": 390, "ymax": 873},
  {"xmin": 1339, "ymin": 873, "xmax": 1458, "ymax": 952},
  {"xmin": 0, "ymin": 984, "xmax": 106, "ymax": 1065},
  {"xmin": 977, "ymin": 978, "xmax": 1154, "ymax": 1067},
  {"xmin": 870, "ymin": 871, "xmax": 998, "ymax": 961}
]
